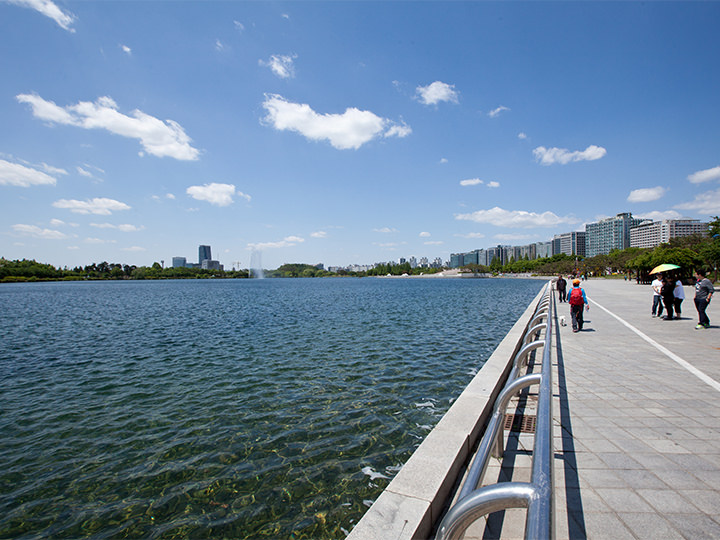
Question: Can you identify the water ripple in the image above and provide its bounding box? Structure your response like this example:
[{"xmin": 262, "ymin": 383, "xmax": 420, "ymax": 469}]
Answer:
[{"xmin": 0, "ymin": 277, "xmax": 541, "ymax": 539}]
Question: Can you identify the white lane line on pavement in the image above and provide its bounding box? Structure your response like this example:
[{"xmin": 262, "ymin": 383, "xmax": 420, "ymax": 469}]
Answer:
[{"xmin": 590, "ymin": 298, "xmax": 720, "ymax": 393}]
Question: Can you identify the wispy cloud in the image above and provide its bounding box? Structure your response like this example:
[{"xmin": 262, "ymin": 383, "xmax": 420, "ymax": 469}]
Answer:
[
  {"xmin": 460, "ymin": 178, "xmax": 483, "ymax": 186},
  {"xmin": 310, "ymin": 231, "xmax": 327, "ymax": 238},
  {"xmin": 419, "ymin": 231, "xmax": 431, "ymax": 237},
  {"xmin": 627, "ymin": 186, "xmax": 666, "ymax": 203},
  {"xmin": 518, "ymin": 132, "xmax": 528, "ymax": 140},
  {"xmin": 373, "ymin": 227, "xmax": 397, "ymax": 233},
  {"xmin": 90, "ymin": 223, "xmax": 144, "ymax": 232},
  {"xmin": 495, "ymin": 233, "xmax": 533, "ymax": 241},
  {"xmin": 7, "ymin": 0, "xmax": 75, "ymax": 32},
  {"xmin": 456, "ymin": 232, "xmax": 486, "ymax": 239},
  {"xmin": 455, "ymin": 206, "xmax": 578, "ymax": 228},
  {"xmin": 17, "ymin": 93, "xmax": 200, "ymax": 161},
  {"xmin": 53, "ymin": 197, "xmax": 131, "ymax": 215},
  {"xmin": 247, "ymin": 235, "xmax": 304, "ymax": 250},
  {"xmin": 488, "ymin": 106, "xmax": 510, "ymax": 118},
  {"xmin": 687, "ymin": 166, "xmax": 720, "ymax": 184},
  {"xmin": 260, "ymin": 54, "xmax": 297, "ymax": 79},
  {"xmin": 261, "ymin": 94, "xmax": 411, "ymax": 150},
  {"xmin": 0, "ymin": 159, "xmax": 56, "ymax": 187},
  {"xmin": 12, "ymin": 223, "xmax": 67, "ymax": 239},
  {"xmin": 533, "ymin": 145, "xmax": 606, "ymax": 165},
  {"xmin": 460, "ymin": 178, "xmax": 499, "ymax": 188},
  {"xmin": 186, "ymin": 183, "xmax": 250, "ymax": 207},
  {"xmin": 415, "ymin": 81, "xmax": 459, "ymax": 106},
  {"xmin": 120, "ymin": 44, "xmax": 132, "ymax": 55},
  {"xmin": 634, "ymin": 210, "xmax": 683, "ymax": 221},
  {"xmin": 674, "ymin": 188, "xmax": 720, "ymax": 215}
]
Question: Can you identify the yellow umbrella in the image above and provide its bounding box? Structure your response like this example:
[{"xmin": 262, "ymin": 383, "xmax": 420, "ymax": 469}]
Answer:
[{"xmin": 650, "ymin": 263, "xmax": 680, "ymax": 274}]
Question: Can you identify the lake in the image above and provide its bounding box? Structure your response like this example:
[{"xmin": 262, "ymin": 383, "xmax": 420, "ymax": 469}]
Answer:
[{"xmin": 0, "ymin": 277, "xmax": 542, "ymax": 539}]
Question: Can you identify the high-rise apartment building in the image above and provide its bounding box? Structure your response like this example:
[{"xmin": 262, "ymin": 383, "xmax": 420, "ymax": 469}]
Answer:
[
  {"xmin": 552, "ymin": 232, "xmax": 587, "ymax": 256},
  {"xmin": 630, "ymin": 219, "xmax": 709, "ymax": 249},
  {"xmin": 172, "ymin": 257, "xmax": 187, "ymax": 268},
  {"xmin": 585, "ymin": 213, "xmax": 644, "ymax": 257}
]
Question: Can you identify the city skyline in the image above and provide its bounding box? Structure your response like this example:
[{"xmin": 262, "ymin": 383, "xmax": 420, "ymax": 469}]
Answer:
[{"xmin": 1, "ymin": 2, "xmax": 719, "ymax": 270}]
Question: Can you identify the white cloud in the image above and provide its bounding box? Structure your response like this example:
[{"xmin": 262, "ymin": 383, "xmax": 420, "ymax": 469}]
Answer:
[
  {"xmin": 687, "ymin": 166, "xmax": 720, "ymax": 184},
  {"xmin": 488, "ymin": 106, "xmax": 510, "ymax": 118},
  {"xmin": 12, "ymin": 224, "xmax": 67, "ymax": 239},
  {"xmin": 634, "ymin": 210, "xmax": 684, "ymax": 221},
  {"xmin": 122, "ymin": 246, "xmax": 146, "ymax": 252},
  {"xmin": 456, "ymin": 232, "xmax": 486, "ymax": 239},
  {"xmin": 674, "ymin": 189, "xmax": 720, "ymax": 215},
  {"xmin": 90, "ymin": 223, "xmax": 143, "ymax": 232},
  {"xmin": 374, "ymin": 227, "xmax": 397, "ymax": 233},
  {"xmin": 260, "ymin": 54, "xmax": 297, "ymax": 79},
  {"xmin": 39, "ymin": 163, "xmax": 68, "ymax": 175},
  {"xmin": 121, "ymin": 44, "xmax": 132, "ymax": 55},
  {"xmin": 166, "ymin": 193, "xmax": 176, "ymax": 200},
  {"xmin": 247, "ymin": 235, "xmax": 305, "ymax": 250},
  {"xmin": 424, "ymin": 241, "xmax": 443, "ymax": 245},
  {"xmin": 439, "ymin": 158, "xmax": 448, "ymax": 164},
  {"xmin": 234, "ymin": 20, "xmax": 245, "ymax": 31},
  {"xmin": 455, "ymin": 206, "xmax": 578, "ymax": 228},
  {"xmin": 77, "ymin": 166, "xmax": 94, "ymax": 178},
  {"xmin": 8, "ymin": 0, "xmax": 75, "ymax": 32},
  {"xmin": 0, "ymin": 159, "xmax": 57, "ymax": 187},
  {"xmin": 415, "ymin": 81, "xmax": 459, "ymax": 106},
  {"xmin": 16, "ymin": 93, "xmax": 200, "ymax": 160},
  {"xmin": 533, "ymin": 145, "xmax": 607, "ymax": 165},
  {"xmin": 419, "ymin": 231, "xmax": 431, "ymax": 237},
  {"xmin": 518, "ymin": 132, "xmax": 528, "ymax": 140},
  {"xmin": 627, "ymin": 186, "xmax": 666, "ymax": 203},
  {"xmin": 49, "ymin": 219, "xmax": 65, "ymax": 226},
  {"xmin": 215, "ymin": 39, "xmax": 226, "ymax": 51},
  {"xmin": 487, "ymin": 181, "xmax": 500, "ymax": 188},
  {"xmin": 261, "ymin": 94, "xmax": 410, "ymax": 150},
  {"xmin": 186, "ymin": 183, "xmax": 247, "ymax": 207},
  {"xmin": 495, "ymin": 233, "xmax": 533, "ymax": 241},
  {"xmin": 53, "ymin": 197, "xmax": 131, "ymax": 215},
  {"xmin": 84, "ymin": 237, "xmax": 116, "ymax": 244},
  {"xmin": 460, "ymin": 178, "xmax": 483, "ymax": 186},
  {"xmin": 311, "ymin": 231, "xmax": 327, "ymax": 238}
]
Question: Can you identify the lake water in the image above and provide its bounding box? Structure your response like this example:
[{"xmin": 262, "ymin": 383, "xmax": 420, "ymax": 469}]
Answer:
[{"xmin": 0, "ymin": 277, "xmax": 542, "ymax": 539}]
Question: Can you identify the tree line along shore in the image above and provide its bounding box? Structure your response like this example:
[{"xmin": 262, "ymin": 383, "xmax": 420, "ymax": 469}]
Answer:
[{"xmin": 2, "ymin": 219, "xmax": 719, "ymax": 283}]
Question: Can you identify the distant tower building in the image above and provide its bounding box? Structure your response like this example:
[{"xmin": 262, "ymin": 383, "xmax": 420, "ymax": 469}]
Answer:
[
  {"xmin": 199, "ymin": 245, "xmax": 212, "ymax": 265},
  {"xmin": 172, "ymin": 257, "xmax": 187, "ymax": 268},
  {"xmin": 630, "ymin": 219, "xmax": 709, "ymax": 249}
]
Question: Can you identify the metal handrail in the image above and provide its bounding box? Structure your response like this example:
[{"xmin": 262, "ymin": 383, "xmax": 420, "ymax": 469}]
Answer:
[{"xmin": 435, "ymin": 282, "xmax": 555, "ymax": 540}]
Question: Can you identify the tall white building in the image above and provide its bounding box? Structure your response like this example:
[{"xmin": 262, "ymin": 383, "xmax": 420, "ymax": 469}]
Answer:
[{"xmin": 630, "ymin": 219, "xmax": 708, "ymax": 248}]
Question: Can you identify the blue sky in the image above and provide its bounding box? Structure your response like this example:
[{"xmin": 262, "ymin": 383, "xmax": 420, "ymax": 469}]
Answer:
[{"xmin": 1, "ymin": 1, "xmax": 719, "ymax": 270}]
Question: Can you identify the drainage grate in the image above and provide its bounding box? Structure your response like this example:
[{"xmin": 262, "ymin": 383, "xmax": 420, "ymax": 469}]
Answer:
[{"xmin": 503, "ymin": 413, "xmax": 537, "ymax": 433}]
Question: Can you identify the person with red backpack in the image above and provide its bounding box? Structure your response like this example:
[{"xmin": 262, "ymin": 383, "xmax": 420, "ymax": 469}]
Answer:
[{"xmin": 568, "ymin": 279, "xmax": 589, "ymax": 332}]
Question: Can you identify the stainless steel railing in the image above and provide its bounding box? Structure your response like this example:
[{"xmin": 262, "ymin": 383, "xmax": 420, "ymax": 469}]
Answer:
[{"xmin": 435, "ymin": 282, "xmax": 555, "ymax": 540}]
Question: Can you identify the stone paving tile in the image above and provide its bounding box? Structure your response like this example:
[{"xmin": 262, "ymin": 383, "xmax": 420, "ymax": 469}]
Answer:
[
  {"xmin": 616, "ymin": 513, "xmax": 684, "ymax": 540},
  {"xmin": 636, "ymin": 488, "xmax": 701, "ymax": 514},
  {"xmin": 594, "ymin": 488, "xmax": 655, "ymax": 513},
  {"xmin": 665, "ymin": 513, "xmax": 720, "ymax": 538},
  {"xmin": 581, "ymin": 511, "xmax": 634, "ymax": 539},
  {"xmin": 679, "ymin": 489, "xmax": 720, "ymax": 514}
]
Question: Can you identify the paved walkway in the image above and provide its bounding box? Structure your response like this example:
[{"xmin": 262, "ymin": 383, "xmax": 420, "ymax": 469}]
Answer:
[{"xmin": 469, "ymin": 278, "xmax": 720, "ymax": 539}]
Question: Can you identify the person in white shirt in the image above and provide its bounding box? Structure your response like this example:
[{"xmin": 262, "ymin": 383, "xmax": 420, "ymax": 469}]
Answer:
[
  {"xmin": 673, "ymin": 279, "xmax": 685, "ymax": 318},
  {"xmin": 651, "ymin": 273, "xmax": 664, "ymax": 317}
]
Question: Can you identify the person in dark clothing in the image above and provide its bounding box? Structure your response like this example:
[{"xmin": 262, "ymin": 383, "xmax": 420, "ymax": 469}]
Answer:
[
  {"xmin": 694, "ymin": 269, "xmax": 715, "ymax": 329},
  {"xmin": 661, "ymin": 275, "xmax": 676, "ymax": 320},
  {"xmin": 556, "ymin": 275, "xmax": 567, "ymax": 302}
]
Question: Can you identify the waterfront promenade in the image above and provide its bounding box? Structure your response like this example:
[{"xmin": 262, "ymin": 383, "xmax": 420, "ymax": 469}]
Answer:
[{"xmin": 480, "ymin": 277, "xmax": 720, "ymax": 539}]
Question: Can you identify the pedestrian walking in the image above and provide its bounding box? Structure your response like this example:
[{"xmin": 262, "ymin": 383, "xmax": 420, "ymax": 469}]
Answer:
[
  {"xmin": 556, "ymin": 275, "xmax": 567, "ymax": 302},
  {"xmin": 694, "ymin": 269, "xmax": 715, "ymax": 329},
  {"xmin": 568, "ymin": 278, "xmax": 589, "ymax": 333},
  {"xmin": 661, "ymin": 275, "xmax": 676, "ymax": 320},
  {"xmin": 674, "ymin": 278, "xmax": 685, "ymax": 318},
  {"xmin": 651, "ymin": 273, "xmax": 664, "ymax": 317}
]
